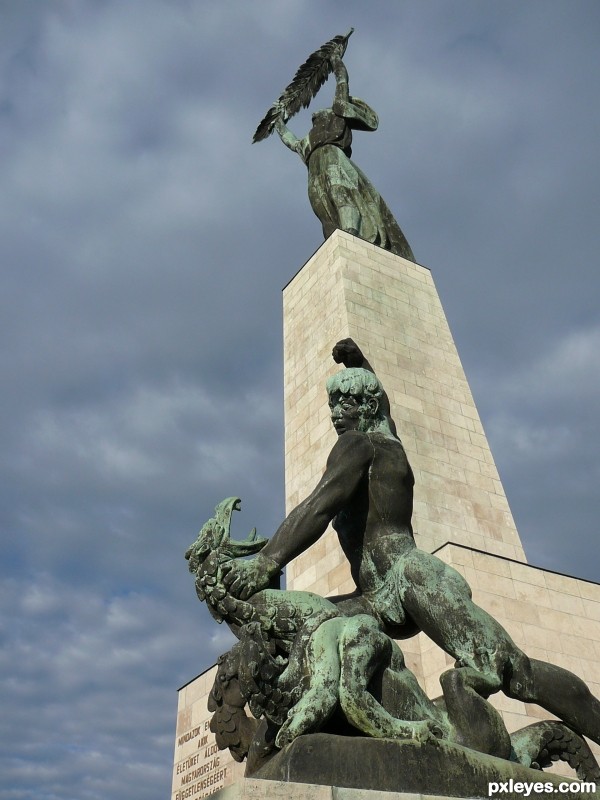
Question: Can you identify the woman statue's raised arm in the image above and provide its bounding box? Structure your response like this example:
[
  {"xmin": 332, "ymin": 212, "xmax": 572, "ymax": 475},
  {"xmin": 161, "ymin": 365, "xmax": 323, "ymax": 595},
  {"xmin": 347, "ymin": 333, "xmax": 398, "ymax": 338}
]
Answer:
[
  {"xmin": 330, "ymin": 51, "xmax": 351, "ymax": 113},
  {"xmin": 274, "ymin": 114, "xmax": 310, "ymax": 162}
]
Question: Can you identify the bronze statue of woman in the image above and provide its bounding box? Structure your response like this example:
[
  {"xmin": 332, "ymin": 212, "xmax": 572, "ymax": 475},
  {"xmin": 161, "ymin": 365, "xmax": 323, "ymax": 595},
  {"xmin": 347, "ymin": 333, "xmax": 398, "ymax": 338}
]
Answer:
[{"xmin": 254, "ymin": 33, "xmax": 415, "ymax": 261}]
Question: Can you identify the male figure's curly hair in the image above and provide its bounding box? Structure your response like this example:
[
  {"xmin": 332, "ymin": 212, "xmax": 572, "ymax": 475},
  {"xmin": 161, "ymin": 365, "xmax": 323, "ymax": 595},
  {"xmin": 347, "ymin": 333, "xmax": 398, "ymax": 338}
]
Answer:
[{"xmin": 326, "ymin": 367, "xmax": 384, "ymax": 403}]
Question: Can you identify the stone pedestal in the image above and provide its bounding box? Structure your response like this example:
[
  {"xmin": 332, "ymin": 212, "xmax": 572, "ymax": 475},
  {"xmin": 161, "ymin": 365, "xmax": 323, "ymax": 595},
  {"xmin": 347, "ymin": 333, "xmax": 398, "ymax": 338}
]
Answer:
[
  {"xmin": 252, "ymin": 734, "xmax": 599, "ymax": 799},
  {"xmin": 210, "ymin": 780, "xmax": 440, "ymax": 800},
  {"xmin": 211, "ymin": 773, "xmax": 598, "ymax": 800}
]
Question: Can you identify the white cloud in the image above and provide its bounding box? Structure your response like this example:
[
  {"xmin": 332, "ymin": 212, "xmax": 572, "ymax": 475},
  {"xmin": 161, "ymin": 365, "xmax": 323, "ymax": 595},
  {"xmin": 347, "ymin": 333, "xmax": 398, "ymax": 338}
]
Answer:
[
  {"xmin": 0, "ymin": 570, "xmax": 224, "ymax": 798},
  {"xmin": 20, "ymin": 379, "xmax": 281, "ymax": 490}
]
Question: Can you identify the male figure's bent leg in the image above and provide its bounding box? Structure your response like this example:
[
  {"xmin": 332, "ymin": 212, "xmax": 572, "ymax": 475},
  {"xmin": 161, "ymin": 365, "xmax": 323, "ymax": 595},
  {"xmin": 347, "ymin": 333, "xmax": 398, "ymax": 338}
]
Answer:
[
  {"xmin": 509, "ymin": 658, "xmax": 600, "ymax": 746},
  {"xmin": 399, "ymin": 551, "xmax": 600, "ymax": 747}
]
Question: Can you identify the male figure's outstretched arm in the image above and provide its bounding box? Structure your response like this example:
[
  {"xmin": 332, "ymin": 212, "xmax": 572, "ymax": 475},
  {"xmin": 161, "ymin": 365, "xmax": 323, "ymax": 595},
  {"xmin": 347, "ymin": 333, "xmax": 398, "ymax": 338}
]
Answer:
[{"xmin": 222, "ymin": 431, "xmax": 372, "ymax": 600}]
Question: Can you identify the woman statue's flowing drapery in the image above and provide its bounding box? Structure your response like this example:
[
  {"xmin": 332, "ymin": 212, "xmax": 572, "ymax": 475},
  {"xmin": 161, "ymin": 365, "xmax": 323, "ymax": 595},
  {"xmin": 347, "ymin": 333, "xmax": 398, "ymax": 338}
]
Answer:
[{"xmin": 274, "ymin": 53, "xmax": 415, "ymax": 262}]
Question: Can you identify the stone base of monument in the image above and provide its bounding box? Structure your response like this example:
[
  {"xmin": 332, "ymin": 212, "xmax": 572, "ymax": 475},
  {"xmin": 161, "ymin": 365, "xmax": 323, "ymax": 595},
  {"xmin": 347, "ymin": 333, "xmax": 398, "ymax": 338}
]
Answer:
[{"xmin": 210, "ymin": 734, "xmax": 599, "ymax": 800}]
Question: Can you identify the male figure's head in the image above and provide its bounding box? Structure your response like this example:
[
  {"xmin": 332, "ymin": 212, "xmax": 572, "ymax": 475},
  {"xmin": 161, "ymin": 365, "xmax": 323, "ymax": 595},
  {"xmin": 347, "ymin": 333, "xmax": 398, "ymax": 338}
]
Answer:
[{"xmin": 326, "ymin": 367, "xmax": 386, "ymax": 435}]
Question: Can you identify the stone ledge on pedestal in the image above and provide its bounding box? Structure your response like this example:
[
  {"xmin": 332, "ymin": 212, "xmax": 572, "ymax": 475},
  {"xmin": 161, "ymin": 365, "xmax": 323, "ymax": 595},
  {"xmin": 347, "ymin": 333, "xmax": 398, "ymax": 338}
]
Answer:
[
  {"xmin": 212, "ymin": 774, "xmax": 597, "ymax": 800},
  {"xmin": 212, "ymin": 779, "xmax": 454, "ymax": 800},
  {"xmin": 244, "ymin": 734, "xmax": 598, "ymax": 800}
]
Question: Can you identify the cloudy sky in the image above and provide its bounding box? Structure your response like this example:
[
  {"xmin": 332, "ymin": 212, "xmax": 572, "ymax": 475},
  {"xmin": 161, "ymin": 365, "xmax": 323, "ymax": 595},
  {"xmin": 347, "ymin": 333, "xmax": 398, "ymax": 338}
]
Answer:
[{"xmin": 1, "ymin": 2, "xmax": 599, "ymax": 798}]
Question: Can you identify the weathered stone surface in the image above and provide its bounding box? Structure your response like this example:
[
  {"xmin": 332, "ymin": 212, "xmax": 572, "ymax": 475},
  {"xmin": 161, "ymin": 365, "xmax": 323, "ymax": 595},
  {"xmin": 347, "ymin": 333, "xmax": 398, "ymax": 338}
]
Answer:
[
  {"xmin": 252, "ymin": 734, "xmax": 600, "ymax": 799},
  {"xmin": 212, "ymin": 777, "xmax": 446, "ymax": 799}
]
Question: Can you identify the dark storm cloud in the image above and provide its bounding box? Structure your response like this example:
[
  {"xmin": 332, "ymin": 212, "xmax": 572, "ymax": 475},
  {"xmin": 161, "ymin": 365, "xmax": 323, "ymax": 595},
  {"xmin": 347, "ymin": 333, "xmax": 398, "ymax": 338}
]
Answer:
[
  {"xmin": 483, "ymin": 322, "xmax": 600, "ymax": 580},
  {"xmin": 1, "ymin": 2, "xmax": 599, "ymax": 799}
]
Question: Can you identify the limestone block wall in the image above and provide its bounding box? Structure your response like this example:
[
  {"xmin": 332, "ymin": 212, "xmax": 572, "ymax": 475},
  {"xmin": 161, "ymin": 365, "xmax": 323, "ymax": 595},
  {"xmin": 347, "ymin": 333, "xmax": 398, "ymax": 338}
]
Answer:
[
  {"xmin": 283, "ymin": 230, "xmax": 526, "ymax": 594},
  {"xmin": 172, "ymin": 665, "xmax": 244, "ymax": 800}
]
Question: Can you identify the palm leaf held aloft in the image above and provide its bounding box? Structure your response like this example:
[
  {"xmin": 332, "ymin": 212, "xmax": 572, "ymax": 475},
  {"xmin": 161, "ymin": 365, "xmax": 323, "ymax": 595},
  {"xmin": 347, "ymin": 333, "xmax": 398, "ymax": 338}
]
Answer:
[{"xmin": 252, "ymin": 28, "xmax": 354, "ymax": 143}]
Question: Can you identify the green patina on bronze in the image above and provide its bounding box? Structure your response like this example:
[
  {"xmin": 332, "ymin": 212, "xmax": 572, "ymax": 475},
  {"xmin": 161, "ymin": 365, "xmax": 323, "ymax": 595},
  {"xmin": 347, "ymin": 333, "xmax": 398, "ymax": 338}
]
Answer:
[
  {"xmin": 253, "ymin": 31, "xmax": 415, "ymax": 261},
  {"xmin": 186, "ymin": 340, "xmax": 600, "ymax": 792}
]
